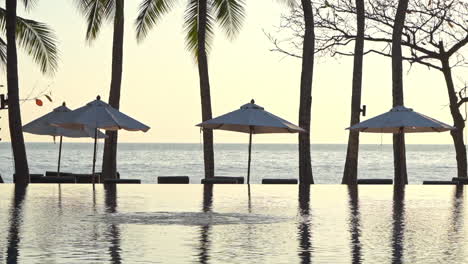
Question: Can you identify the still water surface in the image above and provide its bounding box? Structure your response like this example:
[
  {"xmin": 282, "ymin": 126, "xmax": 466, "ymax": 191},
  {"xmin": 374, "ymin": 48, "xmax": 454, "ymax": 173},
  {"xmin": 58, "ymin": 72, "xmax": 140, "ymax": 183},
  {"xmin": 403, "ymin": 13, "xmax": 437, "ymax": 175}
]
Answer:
[
  {"xmin": 0, "ymin": 143, "xmax": 459, "ymax": 183},
  {"xmin": 0, "ymin": 184, "xmax": 466, "ymax": 263}
]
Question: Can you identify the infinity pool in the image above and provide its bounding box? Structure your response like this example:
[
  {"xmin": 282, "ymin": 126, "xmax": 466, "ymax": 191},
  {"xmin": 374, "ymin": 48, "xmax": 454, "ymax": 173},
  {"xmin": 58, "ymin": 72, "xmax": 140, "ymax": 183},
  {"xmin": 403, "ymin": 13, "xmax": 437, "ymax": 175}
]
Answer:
[{"xmin": 0, "ymin": 184, "xmax": 466, "ymax": 263}]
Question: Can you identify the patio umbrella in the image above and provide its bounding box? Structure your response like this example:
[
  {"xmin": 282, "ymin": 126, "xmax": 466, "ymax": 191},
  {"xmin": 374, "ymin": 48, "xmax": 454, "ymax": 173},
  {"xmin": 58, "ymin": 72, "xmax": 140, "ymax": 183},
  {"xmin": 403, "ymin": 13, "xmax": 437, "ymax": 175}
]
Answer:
[
  {"xmin": 52, "ymin": 96, "xmax": 150, "ymax": 187},
  {"xmin": 347, "ymin": 105, "xmax": 455, "ymax": 184},
  {"xmin": 348, "ymin": 105, "xmax": 454, "ymax": 133},
  {"xmin": 197, "ymin": 99, "xmax": 305, "ymax": 184},
  {"xmin": 23, "ymin": 102, "xmax": 106, "ymax": 177}
]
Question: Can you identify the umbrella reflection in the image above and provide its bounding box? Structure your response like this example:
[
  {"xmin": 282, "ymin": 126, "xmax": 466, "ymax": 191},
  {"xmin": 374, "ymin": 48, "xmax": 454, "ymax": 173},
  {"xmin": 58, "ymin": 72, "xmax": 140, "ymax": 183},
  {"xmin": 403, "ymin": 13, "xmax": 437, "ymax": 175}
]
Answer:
[
  {"xmin": 297, "ymin": 184, "xmax": 312, "ymax": 264},
  {"xmin": 347, "ymin": 186, "xmax": 362, "ymax": 264},
  {"xmin": 198, "ymin": 184, "xmax": 213, "ymax": 264},
  {"xmin": 7, "ymin": 185, "xmax": 28, "ymax": 264},
  {"xmin": 248, "ymin": 184, "xmax": 252, "ymax": 213},
  {"xmin": 104, "ymin": 184, "xmax": 122, "ymax": 264},
  {"xmin": 392, "ymin": 186, "xmax": 405, "ymax": 264}
]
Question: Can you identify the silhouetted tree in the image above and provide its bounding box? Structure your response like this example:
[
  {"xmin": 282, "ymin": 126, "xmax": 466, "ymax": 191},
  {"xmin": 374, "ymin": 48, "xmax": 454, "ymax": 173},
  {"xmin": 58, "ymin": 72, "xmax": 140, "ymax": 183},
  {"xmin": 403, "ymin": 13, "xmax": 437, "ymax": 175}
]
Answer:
[
  {"xmin": 391, "ymin": 0, "xmax": 409, "ymax": 186},
  {"xmin": 342, "ymin": 0, "xmax": 364, "ymax": 185},
  {"xmin": 75, "ymin": 0, "xmax": 125, "ymax": 180},
  {"xmin": 273, "ymin": 0, "xmax": 468, "ymax": 179},
  {"xmin": 267, "ymin": 1, "xmax": 315, "ymax": 184},
  {"xmin": 297, "ymin": 0, "xmax": 315, "ymax": 184},
  {"xmin": 6, "ymin": 0, "xmax": 59, "ymax": 183},
  {"xmin": 136, "ymin": 0, "xmax": 246, "ymax": 179}
]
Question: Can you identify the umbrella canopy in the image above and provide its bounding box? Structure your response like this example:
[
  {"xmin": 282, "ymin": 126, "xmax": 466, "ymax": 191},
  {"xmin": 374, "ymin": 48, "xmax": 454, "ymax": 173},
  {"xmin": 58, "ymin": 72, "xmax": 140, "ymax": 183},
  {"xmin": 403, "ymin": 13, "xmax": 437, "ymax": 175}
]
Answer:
[
  {"xmin": 347, "ymin": 106, "xmax": 455, "ymax": 133},
  {"xmin": 51, "ymin": 96, "xmax": 150, "ymax": 132},
  {"xmin": 197, "ymin": 100, "xmax": 306, "ymax": 133},
  {"xmin": 197, "ymin": 99, "xmax": 305, "ymax": 184},
  {"xmin": 23, "ymin": 103, "xmax": 106, "ymax": 138},
  {"xmin": 51, "ymin": 96, "xmax": 150, "ymax": 188},
  {"xmin": 23, "ymin": 102, "xmax": 106, "ymax": 179}
]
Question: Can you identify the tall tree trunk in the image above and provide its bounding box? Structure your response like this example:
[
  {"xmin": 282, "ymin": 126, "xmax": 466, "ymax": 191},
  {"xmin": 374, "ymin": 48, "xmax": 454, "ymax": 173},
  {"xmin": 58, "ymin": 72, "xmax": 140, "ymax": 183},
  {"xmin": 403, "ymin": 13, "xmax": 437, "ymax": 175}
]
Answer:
[
  {"xmin": 342, "ymin": 0, "xmax": 365, "ymax": 185},
  {"xmin": 198, "ymin": 0, "xmax": 215, "ymax": 179},
  {"xmin": 439, "ymin": 45, "xmax": 467, "ymax": 178},
  {"xmin": 6, "ymin": 0, "xmax": 29, "ymax": 184},
  {"xmin": 102, "ymin": 0, "xmax": 124, "ymax": 181},
  {"xmin": 298, "ymin": 0, "xmax": 315, "ymax": 184},
  {"xmin": 391, "ymin": 0, "xmax": 409, "ymax": 187}
]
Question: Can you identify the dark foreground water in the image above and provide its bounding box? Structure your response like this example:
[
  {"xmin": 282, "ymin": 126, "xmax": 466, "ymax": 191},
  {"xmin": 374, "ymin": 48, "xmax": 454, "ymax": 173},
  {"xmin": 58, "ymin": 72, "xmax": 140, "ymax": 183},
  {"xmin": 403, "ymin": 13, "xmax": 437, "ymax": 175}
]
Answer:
[{"xmin": 0, "ymin": 184, "xmax": 467, "ymax": 263}]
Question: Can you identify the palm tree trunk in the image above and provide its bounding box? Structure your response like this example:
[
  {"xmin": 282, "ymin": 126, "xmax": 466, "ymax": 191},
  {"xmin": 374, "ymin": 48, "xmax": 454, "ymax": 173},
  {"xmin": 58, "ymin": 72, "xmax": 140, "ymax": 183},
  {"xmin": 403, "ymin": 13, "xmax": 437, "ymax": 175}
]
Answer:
[
  {"xmin": 391, "ymin": 0, "xmax": 409, "ymax": 187},
  {"xmin": 298, "ymin": 0, "xmax": 315, "ymax": 184},
  {"xmin": 198, "ymin": 0, "xmax": 215, "ymax": 179},
  {"xmin": 6, "ymin": 0, "xmax": 29, "ymax": 184},
  {"xmin": 102, "ymin": 0, "xmax": 124, "ymax": 181},
  {"xmin": 439, "ymin": 47, "xmax": 467, "ymax": 178},
  {"xmin": 342, "ymin": 0, "xmax": 365, "ymax": 185}
]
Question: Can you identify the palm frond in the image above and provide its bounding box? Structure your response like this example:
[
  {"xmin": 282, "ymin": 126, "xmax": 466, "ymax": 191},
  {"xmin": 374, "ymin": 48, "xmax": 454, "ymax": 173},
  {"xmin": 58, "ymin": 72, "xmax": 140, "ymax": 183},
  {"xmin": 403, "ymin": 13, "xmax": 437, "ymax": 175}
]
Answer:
[
  {"xmin": 21, "ymin": 0, "xmax": 38, "ymax": 11},
  {"xmin": 0, "ymin": 8, "xmax": 59, "ymax": 75},
  {"xmin": 103, "ymin": 0, "xmax": 116, "ymax": 21},
  {"xmin": 183, "ymin": 0, "xmax": 215, "ymax": 59},
  {"xmin": 135, "ymin": 0, "xmax": 178, "ymax": 42},
  {"xmin": 212, "ymin": 0, "xmax": 245, "ymax": 40},
  {"xmin": 74, "ymin": 0, "xmax": 108, "ymax": 42},
  {"xmin": 276, "ymin": 0, "xmax": 297, "ymax": 8},
  {"xmin": 0, "ymin": 38, "xmax": 6, "ymax": 71}
]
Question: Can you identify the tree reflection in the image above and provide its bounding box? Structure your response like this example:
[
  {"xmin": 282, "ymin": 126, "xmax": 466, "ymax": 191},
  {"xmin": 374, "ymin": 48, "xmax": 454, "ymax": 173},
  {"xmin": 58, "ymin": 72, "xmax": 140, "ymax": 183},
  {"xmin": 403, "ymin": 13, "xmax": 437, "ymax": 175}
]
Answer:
[
  {"xmin": 198, "ymin": 184, "xmax": 213, "ymax": 264},
  {"xmin": 104, "ymin": 184, "xmax": 121, "ymax": 264},
  {"xmin": 443, "ymin": 185, "xmax": 465, "ymax": 262},
  {"xmin": 7, "ymin": 185, "xmax": 28, "ymax": 264},
  {"xmin": 392, "ymin": 186, "xmax": 405, "ymax": 264},
  {"xmin": 297, "ymin": 184, "xmax": 312, "ymax": 264},
  {"xmin": 347, "ymin": 185, "xmax": 362, "ymax": 264}
]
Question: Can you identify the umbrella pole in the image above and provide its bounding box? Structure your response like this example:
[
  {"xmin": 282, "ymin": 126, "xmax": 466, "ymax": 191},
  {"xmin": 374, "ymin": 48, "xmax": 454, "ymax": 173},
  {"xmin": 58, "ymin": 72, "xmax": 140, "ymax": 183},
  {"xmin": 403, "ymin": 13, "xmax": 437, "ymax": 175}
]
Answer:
[
  {"xmin": 92, "ymin": 128, "xmax": 98, "ymax": 190},
  {"xmin": 247, "ymin": 127, "xmax": 253, "ymax": 184},
  {"xmin": 57, "ymin": 136, "xmax": 63, "ymax": 177}
]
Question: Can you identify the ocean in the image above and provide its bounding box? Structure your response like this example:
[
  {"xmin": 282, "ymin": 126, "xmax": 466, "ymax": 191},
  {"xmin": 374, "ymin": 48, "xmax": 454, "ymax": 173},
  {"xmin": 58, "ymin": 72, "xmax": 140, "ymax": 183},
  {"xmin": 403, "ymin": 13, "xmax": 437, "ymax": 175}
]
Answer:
[{"xmin": 0, "ymin": 143, "xmax": 458, "ymax": 184}]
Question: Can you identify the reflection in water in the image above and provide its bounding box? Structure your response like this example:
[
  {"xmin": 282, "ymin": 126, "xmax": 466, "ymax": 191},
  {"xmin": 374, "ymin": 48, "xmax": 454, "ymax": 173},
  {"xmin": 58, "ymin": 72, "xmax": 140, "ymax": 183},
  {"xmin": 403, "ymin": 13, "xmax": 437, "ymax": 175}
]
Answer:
[
  {"xmin": 297, "ymin": 184, "xmax": 312, "ymax": 264},
  {"xmin": 7, "ymin": 185, "xmax": 28, "ymax": 264},
  {"xmin": 104, "ymin": 184, "xmax": 122, "ymax": 264},
  {"xmin": 392, "ymin": 186, "xmax": 405, "ymax": 264},
  {"xmin": 198, "ymin": 184, "xmax": 213, "ymax": 264},
  {"xmin": 347, "ymin": 186, "xmax": 362, "ymax": 264},
  {"xmin": 248, "ymin": 184, "xmax": 252, "ymax": 213},
  {"xmin": 444, "ymin": 185, "xmax": 465, "ymax": 261}
]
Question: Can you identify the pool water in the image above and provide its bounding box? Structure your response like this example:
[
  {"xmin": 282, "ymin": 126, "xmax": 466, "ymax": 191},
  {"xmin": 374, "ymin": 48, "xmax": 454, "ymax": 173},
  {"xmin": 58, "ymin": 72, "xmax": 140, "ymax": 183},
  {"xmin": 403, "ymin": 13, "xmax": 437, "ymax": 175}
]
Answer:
[{"xmin": 0, "ymin": 184, "xmax": 466, "ymax": 263}]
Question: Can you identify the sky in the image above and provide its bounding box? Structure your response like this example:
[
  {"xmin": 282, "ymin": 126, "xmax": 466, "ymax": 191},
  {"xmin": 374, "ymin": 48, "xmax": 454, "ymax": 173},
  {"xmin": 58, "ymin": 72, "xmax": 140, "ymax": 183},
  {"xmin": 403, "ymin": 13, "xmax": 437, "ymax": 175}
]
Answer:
[{"xmin": 0, "ymin": 0, "xmax": 466, "ymax": 144}]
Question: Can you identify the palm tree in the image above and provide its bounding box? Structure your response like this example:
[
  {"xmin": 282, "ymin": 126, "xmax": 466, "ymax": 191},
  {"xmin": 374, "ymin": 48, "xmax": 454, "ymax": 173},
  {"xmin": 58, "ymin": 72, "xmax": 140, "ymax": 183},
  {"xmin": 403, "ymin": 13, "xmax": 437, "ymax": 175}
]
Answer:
[
  {"xmin": 342, "ymin": 0, "xmax": 364, "ymax": 185},
  {"xmin": 4, "ymin": 0, "xmax": 58, "ymax": 184},
  {"xmin": 74, "ymin": 0, "xmax": 125, "ymax": 180},
  {"xmin": 298, "ymin": 0, "xmax": 315, "ymax": 184},
  {"xmin": 391, "ymin": 0, "xmax": 409, "ymax": 186},
  {"xmin": 136, "ymin": 0, "xmax": 246, "ymax": 179}
]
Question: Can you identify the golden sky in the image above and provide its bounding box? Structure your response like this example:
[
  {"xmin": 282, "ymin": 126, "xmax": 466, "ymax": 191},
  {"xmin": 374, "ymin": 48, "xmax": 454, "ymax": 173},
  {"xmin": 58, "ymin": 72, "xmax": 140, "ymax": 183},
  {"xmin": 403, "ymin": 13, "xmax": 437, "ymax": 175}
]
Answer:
[{"xmin": 0, "ymin": 0, "xmax": 466, "ymax": 144}]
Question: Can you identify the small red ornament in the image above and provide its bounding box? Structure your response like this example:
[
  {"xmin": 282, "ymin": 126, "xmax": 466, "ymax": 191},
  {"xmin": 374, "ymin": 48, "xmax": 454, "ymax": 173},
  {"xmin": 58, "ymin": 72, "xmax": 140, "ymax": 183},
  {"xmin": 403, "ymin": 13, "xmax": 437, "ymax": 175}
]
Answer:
[{"xmin": 35, "ymin": 99, "xmax": 43, "ymax": 106}]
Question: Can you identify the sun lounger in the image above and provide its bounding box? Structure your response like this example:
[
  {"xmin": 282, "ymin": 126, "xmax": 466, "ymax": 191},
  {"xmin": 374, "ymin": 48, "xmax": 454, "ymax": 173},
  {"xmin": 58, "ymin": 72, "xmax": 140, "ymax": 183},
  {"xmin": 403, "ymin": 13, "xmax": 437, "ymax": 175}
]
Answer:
[
  {"xmin": 423, "ymin": 180, "xmax": 457, "ymax": 185},
  {"xmin": 103, "ymin": 179, "xmax": 141, "ymax": 184},
  {"xmin": 32, "ymin": 175, "xmax": 75, "ymax": 183},
  {"xmin": 212, "ymin": 176, "xmax": 244, "ymax": 184},
  {"xmin": 357, "ymin": 179, "xmax": 393, "ymax": 184},
  {"xmin": 158, "ymin": 176, "xmax": 190, "ymax": 184},
  {"xmin": 262, "ymin": 179, "xmax": 298, "ymax": 184},
  {"xmin": 201, "ymin": 177, "xmax": 241, "ymax": 184},
  {"xmin": 45, "ymin": 171, "xmax": 74, "ymax": 176}
]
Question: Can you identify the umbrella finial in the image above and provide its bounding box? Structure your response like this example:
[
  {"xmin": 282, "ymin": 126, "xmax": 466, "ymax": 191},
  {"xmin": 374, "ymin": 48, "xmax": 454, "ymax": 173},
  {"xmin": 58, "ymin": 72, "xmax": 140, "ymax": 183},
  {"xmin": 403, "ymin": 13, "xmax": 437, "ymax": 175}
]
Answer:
[
  {"xmin": 97, "ymin": 95, "xmax": 101, "ymax": 100},
  {"xmin": 250, "ymin": 99, "xmax": 255, "ymax": 104},
  {"xmin": 62, "ymin": 102, "xmax": 66, "ymax": 106}
]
